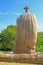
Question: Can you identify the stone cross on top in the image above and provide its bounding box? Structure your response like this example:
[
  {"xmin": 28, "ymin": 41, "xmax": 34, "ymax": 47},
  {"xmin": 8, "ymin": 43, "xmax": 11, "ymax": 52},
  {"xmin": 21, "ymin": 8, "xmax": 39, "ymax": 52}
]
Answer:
[{"xmin": 24, "ymin": 6, "xmax": 29, "ymax": 12}]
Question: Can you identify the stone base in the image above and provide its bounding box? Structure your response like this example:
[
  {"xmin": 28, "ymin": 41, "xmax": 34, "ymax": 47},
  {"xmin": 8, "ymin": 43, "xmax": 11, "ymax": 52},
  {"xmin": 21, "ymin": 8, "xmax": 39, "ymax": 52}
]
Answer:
[{"xmin": 0, "ymin": 52, "xmax": 43, "ymax": 64}]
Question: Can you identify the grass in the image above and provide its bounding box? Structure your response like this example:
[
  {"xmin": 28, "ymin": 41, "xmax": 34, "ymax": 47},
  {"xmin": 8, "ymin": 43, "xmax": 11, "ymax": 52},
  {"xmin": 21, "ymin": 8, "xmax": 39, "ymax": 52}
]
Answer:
[
  {"xmin": 0, "ymin": 51, "xmax": 12, "ymax": 54},
  {"xmin": 0, "ymin": 51, "xmax": 6, "ymax": 54},
  {"xmin": 0, "ymin": 62, "xmax": 41, "ymax": 65}
]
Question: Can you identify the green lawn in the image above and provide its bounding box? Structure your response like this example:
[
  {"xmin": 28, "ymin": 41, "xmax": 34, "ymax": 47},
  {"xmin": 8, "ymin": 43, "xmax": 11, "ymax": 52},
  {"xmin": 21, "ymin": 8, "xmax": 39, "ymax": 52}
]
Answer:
[
  {"xmin": 0, "ymin": 62, "xmax": 41, "ymax": 65},
  {"xmin": 0, "ymin": 51, "xmax": 11, "ymax": 54}
]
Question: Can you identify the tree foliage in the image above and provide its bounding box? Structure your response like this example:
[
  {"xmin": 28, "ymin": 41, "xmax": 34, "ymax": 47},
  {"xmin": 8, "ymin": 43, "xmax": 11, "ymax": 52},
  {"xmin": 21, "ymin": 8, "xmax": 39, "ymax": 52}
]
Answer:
[
  {"xmin": 0, "ymin": 25, "xmax": 43, "ymax": 52},
  {"xmin": 36, "ymin": 32, "xmax": 43, "ymax": 52},
  {"xmin": 0, "ymin": 25, "xmax": 16, "ymax": 51}
]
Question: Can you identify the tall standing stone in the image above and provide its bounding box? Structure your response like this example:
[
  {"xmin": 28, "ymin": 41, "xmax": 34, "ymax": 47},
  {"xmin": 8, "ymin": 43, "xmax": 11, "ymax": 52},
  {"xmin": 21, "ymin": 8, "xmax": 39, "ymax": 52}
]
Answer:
[{"xmin": 13, "ymin": 6, "xmax": 38, "ymax": 54}]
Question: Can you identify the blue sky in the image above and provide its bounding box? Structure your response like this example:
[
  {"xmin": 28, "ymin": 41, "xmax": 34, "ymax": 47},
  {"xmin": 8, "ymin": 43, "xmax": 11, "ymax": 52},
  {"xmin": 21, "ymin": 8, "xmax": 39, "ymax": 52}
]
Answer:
[{"xmin": 0, "ymin": 0, "xmax": 43, "ymax": 32}]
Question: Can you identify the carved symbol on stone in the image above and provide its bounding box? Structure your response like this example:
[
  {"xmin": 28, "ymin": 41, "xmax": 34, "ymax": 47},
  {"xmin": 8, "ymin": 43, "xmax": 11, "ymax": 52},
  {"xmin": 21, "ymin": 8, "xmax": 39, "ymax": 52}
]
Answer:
[{"xmin": 24, "ymin": 6, "xmax": 29, "ymax": 12}]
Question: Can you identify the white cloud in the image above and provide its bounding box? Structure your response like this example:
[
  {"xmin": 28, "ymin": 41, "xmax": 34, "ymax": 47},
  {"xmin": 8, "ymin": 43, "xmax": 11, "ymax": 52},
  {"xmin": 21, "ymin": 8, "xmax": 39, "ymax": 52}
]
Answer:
[
  {"xmin": 0, "ymin": 11, "xmax": 21, "ymax": 16},
  {"xmin": 0, "ymin": 11, "xmax": 8, "ymax": 15},
  {"xmin": 13, "ymin": 13, "xmax": 20, "ymax": 16}
]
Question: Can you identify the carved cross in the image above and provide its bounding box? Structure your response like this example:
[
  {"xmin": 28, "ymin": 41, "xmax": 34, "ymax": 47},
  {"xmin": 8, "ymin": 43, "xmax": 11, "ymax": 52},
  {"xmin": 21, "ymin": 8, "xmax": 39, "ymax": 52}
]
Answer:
[{"xmin": 24, "ymin": 6, "xmax": 29, "ymax": 12}]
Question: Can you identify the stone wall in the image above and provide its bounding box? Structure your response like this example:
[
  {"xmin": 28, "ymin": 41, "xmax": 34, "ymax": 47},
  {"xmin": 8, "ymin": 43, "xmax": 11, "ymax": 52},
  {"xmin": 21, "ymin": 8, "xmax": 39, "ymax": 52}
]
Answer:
[{"xmin": 0, "ymin": 52, "xmax": 43, "ymax": 64}]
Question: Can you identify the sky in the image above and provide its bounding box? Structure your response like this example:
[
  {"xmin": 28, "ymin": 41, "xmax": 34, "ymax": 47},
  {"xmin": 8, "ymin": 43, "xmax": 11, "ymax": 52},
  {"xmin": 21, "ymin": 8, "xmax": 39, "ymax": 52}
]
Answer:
[{"xmin": 0, "ymin": 0, "xmax": 43, "ymax": 32}]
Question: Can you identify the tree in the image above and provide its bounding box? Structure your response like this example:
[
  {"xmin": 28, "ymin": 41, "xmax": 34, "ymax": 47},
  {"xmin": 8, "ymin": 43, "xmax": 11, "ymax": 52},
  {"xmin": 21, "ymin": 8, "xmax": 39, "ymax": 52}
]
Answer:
[
  {"xmin": 0, "ymin": 25, "xmax": 43, "ymax": 52},
  {"xmin": 36, "ymin": 32, "xmax": 43, "ymax": 52},
  {"xmin": 0, "ymin": 25, "xmax": 16, "ymax": 51}
]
